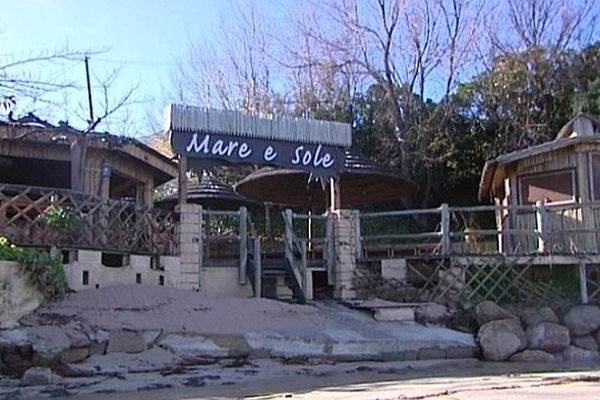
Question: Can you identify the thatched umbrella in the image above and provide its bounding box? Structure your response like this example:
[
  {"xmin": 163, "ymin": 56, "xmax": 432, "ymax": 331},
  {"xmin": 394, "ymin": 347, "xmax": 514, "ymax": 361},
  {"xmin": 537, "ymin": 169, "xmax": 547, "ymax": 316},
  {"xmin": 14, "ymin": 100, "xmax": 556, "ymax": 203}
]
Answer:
[
  {"xmin": 235, "ymin": 150, "xmax": 417, "ymax": 209},
  {"xmin": 155, "ymin": 175, "xmax": 260, "ymax": 211}
]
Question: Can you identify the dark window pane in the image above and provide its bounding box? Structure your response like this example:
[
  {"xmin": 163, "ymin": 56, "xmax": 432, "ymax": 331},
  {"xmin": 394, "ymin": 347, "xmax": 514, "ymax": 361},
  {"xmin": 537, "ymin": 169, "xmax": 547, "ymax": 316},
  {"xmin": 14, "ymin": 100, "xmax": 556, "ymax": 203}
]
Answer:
[{"xmin": 520, "ymin": 171, "xmax": 574, "ymax": 204}]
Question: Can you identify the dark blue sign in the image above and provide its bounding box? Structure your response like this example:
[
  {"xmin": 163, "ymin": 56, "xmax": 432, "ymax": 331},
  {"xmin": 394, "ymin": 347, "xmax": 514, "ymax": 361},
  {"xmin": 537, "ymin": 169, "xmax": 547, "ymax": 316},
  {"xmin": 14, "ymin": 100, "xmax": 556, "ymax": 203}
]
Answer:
[{"xmin": 171, "ymin": 130, "xmax": 344, "ymax": 177}]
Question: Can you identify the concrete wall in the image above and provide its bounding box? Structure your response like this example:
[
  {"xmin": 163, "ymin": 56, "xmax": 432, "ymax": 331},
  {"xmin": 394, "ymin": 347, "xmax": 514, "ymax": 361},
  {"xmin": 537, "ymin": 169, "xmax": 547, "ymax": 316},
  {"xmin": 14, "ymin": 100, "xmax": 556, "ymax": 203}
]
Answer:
[
  {"xmin": 200, "ymin": 267, "xmax": 253, "ymax": 298},
  {"xmin": 0, "ymin": 261, "xmax": 44, "ymax": 328},
  {"xmin": 65, "ymin": 250, "xmax": 181, "ymax": 291},
  {"xmin": 65, "ymin": 250, "xmax": 253, "ymax": 299}
]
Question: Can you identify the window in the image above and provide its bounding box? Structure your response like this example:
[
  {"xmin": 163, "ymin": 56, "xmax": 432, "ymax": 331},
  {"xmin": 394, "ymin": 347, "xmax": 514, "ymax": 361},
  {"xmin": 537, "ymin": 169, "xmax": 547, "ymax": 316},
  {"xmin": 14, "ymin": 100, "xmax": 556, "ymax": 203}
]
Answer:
[
  {"xmin": 519, "ymin": 170, "xmax": 576, "ymax": 205},
  {"xmin": 591, "ymin": 154, "xmax": 600, "ymax": 201}
]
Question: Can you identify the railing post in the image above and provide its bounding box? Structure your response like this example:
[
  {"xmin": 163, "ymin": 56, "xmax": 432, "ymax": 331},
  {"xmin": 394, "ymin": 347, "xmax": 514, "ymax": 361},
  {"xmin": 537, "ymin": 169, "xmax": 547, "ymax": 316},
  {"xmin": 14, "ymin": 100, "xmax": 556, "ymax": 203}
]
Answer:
[
  {"xmin": 326, "ymin": 212, "xmax": 335, "ymax": 285},
  {"xmin": 198, "ymin": 206, "xmax": 203, "ymax": 287},
  {"xmin": 239, "ymin": 206, "xmax": 248, "ymax": 285},
  {"xmin": 535, "ymin": 200, "xmax": 547, "ymax": 253},
  {"xmin": 254, "ymin": 238, "xmax": 262, "ymax": 298},
  {"xmin": 354, "ymin": 211, "xmax": 362, "ymax": 261},
  {"xmin": 284, "ymin": 209, "xmax": 294, "ymax": 262},
  {"xmin": 579, "ymin": 260, "xmax": 589, "ymax": 304},
  {"xmin": 440, "ymin": 203, "xmax": 451, "ymax": 255},
  {"xmin": 301, "ymin": 239, "xmax": 308, "ymax": 295}
]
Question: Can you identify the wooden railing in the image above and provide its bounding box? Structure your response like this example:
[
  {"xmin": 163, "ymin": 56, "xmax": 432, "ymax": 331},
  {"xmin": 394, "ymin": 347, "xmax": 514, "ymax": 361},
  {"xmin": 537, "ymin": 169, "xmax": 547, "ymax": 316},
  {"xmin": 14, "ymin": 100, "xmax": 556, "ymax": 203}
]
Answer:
[
  {"xmin": 0, "ymin": 183, "xmax": 177, "ymax": 255},
  {"xmin": 358, "ymin": 202, "xmax": 600, "ymax": 259}
]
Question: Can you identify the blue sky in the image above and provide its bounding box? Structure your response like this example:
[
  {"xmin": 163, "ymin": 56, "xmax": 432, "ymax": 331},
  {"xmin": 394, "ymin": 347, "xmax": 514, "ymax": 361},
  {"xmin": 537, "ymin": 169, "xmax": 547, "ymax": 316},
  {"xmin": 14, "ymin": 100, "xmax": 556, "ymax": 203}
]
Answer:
[{"xmin": 0, "ymin": 0, "xmax": 231, "ymax": 134}]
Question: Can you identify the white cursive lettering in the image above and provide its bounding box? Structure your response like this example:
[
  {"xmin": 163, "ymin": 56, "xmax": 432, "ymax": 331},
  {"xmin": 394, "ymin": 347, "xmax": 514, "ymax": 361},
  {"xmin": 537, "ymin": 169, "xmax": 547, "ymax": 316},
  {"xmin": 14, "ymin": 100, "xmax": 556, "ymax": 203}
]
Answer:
[
  {"xmin": 185, "ymin": 133, "xmax": 211, "ymax": 154},
  {"xmin": 263, "ymin": 146, "xmax": 277, "ymax": 162}
]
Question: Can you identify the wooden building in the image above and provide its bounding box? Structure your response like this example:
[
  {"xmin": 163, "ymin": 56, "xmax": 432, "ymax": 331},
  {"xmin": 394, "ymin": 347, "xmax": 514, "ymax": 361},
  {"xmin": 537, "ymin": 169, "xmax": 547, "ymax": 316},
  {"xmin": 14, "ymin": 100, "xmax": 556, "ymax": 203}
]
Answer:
[
  {"xmin": 479, "ymin": 113, "xmax": 600, "ymax": 254},
  {"xmin": 0, "ymin": 115, "xmax": 178, "ymax": 256},
  {"xmin": 0, "ymin": 115, "xmax": 177, "ymax": 206}
]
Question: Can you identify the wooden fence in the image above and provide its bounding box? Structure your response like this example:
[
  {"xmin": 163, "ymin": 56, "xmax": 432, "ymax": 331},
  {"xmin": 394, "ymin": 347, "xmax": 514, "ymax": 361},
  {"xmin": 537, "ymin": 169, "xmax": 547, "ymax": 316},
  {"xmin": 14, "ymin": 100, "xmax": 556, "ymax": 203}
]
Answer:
[
  {"xmin": 0, "ymin": 183, "xmax": 177, "ymax": 255},
  {"xmin": 358, "ymin": 202, "xmax": 600, "ymax": 259}
]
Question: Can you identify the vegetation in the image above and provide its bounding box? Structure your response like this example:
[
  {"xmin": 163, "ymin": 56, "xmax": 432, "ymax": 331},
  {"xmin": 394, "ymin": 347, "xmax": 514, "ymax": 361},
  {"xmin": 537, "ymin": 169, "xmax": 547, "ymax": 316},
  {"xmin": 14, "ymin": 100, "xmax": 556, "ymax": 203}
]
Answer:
[
  {"xmin": 168, "ymin": 0, "xmax": 599, "ymax": 211},
  {"xmin": 0, "ymin": 236, "xmax": 67, "ymax": 299},
  {"xmin": 39, "ymin": 205, "xmax": 84, "ymax": 236}
]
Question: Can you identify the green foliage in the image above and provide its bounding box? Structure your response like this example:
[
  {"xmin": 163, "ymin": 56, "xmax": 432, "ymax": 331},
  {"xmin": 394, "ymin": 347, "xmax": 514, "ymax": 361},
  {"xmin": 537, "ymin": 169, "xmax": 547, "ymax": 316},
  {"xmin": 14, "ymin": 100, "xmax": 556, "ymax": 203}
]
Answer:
[
  {"xmin": 39, "ymin": 205, "xmax": 84, "ymax": 235},
  {"xmin": 0, "ymin": 236, "xmax": 66, "ymax": 300}
]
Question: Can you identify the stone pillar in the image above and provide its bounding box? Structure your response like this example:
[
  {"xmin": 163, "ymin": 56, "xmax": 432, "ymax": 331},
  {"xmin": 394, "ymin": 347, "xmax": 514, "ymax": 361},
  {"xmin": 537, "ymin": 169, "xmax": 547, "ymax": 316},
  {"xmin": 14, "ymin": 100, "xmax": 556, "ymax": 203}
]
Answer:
[
  {"xmin": 176, "ymin": 204, "xmax": 202, "ymax": 290},
  {"xmin": 332, "ymin": 209, "xmax": 358, "ymax": 300}
]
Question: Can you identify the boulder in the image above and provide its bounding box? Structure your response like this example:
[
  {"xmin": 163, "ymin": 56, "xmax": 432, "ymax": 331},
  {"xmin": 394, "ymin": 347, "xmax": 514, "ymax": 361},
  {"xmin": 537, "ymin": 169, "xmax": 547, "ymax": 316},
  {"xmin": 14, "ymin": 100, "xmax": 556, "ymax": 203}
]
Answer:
[
  {"xmin": 26, "ymin": 326, "xmax": 71, "ymax": 364},
  {"xmin": 562, "ymin": 345, "xmax": 600, "ymax": 363},
  {"xmin": 521, "ymin": 307, "xmax": 559, "ymax": 328},
  {"xmin": 572, "ymin": 335, "xmax": 598, "ymax": 352},
  {"xmin": 477, "ymin": 318, "xmax": 527, "ymax": 361},
  {"xmin": 20, "ymin": 367, "xmax": 61, "ymax": 386},
  {"xmin": 562, "ymin": 305, "xmax": 600, "ymax": 336},
  {"xmin": 106, "ymin": 330, "xmax": 145, "ymax": 354},
  {"xmin": 526, "ymin": 322, "xmax": 570, "ymax": 352},
  {"xmin": 60, "ymin": 347, "xmax": 89, "ymax": 364},
  {"xmin": 475, "ymin": 301, "xmax": 517, "ymax": 327},
  {"xmin": 510, "ymin": 350, "xmax": 555, "ymax": 362}
]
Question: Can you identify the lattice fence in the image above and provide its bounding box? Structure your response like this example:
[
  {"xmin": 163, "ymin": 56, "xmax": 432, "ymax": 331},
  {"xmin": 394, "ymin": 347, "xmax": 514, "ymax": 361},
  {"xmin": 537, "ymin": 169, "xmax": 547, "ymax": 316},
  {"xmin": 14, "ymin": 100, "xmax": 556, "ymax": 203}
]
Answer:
[
  {"xmin": 0, "ymin": 183, "xmax": 177, "ymax": 255},
  {"xmin": 409, "ymin": 257, "xmax": 570, "ymax": 307},
  {"xmin": 587, "ymin": 264, "xmax": 600, "ymax": 303}
]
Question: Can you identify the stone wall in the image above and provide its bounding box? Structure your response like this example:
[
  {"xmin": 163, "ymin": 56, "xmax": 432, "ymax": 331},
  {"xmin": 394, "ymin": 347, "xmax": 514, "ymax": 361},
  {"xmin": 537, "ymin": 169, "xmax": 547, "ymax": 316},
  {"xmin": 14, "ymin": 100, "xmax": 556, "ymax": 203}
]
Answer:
[
  {"xmin": 332, "ymin": 209, "xmax": 358, "ymax": 300},
  {"xmin": 0, "ymin": 261, "xmax": 44, "ymax": 329}
]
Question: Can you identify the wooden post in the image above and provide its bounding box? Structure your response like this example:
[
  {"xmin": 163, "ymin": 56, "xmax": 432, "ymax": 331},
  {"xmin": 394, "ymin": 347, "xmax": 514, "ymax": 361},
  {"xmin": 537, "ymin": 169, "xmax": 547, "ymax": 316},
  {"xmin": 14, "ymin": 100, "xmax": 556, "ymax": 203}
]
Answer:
[
  {"xmin": 301, "ymin": 239, "xmax": 308, "ymax": 293},
  {"xmin": 354, "ymin": 210, "xmax": 362, "ymax": 261},
  {"xmin": 265, "ymin": 203, "xmax": 271, "ymax": 239},
  {"xmin": 440, "ymin": 203, "xmax": 451, "ymax": 255},
  {"xmin": 178, "ymin": 156, "xmax": 188, "ymax": 207},
  {"xmin": 329, "ymin": 177, "xmax": 341, "ymax": 211},
  {"xmin": 326, "ymin": 212, "xmax": 335, "ymax": 285},
  {"xmin": 254, "ymin": 238, "xmax": 261, "ymax": 298},
  {"xmin": 579, "ymin": 260, "xmax": 589, "ymax": 304},
  {"xmin": 284, "ymin": 209, "xmax": 294, "ymax": 262},
  {"xmin": 239, "ymin": 206, "xmax": 248, "ymax": 285},
  {"xmin": 198, "ymin": 206, "xmax": 203, "ymax": 287},
  {"xmin": 535, "ymin": 200, "xmax": 547, "ymax": 253}
]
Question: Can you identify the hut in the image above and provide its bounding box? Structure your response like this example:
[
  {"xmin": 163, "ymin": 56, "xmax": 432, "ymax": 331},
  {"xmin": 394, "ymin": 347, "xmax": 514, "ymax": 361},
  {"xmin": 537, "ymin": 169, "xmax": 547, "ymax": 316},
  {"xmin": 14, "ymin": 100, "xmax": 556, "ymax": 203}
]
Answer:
[{"xmin": 479, "ymin": 113, "xmax": 600, "ymax": 255}]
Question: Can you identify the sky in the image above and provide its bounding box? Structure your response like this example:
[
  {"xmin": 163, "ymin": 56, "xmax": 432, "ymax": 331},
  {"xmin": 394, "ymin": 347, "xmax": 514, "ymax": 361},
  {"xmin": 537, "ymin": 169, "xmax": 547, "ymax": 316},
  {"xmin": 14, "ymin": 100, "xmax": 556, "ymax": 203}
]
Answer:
[{"xmin": 0, "ymin": 0, "xmax": 242, "ymax": 135}]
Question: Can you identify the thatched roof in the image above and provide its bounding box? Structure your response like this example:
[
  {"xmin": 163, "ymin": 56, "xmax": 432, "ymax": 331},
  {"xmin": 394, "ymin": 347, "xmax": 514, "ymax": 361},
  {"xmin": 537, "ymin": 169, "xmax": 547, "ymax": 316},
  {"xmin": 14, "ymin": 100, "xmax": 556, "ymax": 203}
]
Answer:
[{"xmin": 235, "ymin": 150, "xmax": 417, "ymax": 208}]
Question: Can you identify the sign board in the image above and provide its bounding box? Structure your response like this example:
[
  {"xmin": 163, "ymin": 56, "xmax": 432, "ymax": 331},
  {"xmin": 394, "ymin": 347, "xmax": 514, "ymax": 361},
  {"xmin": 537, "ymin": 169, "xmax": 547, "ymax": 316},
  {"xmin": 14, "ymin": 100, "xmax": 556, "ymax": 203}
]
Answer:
[
  {"xmin": 166, "ymin": 105, "xmax": 351, "ymax": 178},
  {"xmin": 171, "ymin": 130, "xmax": 344, "ymax": 177}
]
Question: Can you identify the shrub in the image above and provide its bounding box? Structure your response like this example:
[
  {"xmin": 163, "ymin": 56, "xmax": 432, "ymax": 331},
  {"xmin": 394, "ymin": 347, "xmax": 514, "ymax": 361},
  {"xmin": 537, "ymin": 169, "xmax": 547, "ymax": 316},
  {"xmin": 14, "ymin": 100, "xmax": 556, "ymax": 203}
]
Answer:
[
  {"xmin": 39, "ymin": 205, "xmax": 83, "ymax": 235},
  {"xmin": 0, "ymin": 236, "xmax": 66, "ymax": 299}
]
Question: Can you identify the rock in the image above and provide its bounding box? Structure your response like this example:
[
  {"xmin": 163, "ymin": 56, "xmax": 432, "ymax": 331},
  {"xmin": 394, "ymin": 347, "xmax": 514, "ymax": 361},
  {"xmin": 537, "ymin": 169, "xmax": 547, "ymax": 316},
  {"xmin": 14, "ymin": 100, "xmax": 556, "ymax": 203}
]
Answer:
[
  {"xmin": 106, "ymin": 330, "xmax": 145, "ymax": 354},
  {"xmin": 477, "ymin": 318, "xmax": 526, "ymax": 361},
  {"xmin": 562, "ymin": 305, "xmax": 600, "ymax": 336},
  {"xmin": 521, "ymin": 307, "xmax": 559, "ymax": 328},
  {"xmin": 572, "ymin": 335, "xmax": 598, "ymax": 352},
  {"xmin": 475, "ymin": 301, "xmax": 517, "ymax": 327},
  {"xmin": 141, "ymin": 330, "xmax": 163, "ymax": 350},
  {"xmin": 415, "ymin": 303, "xmax": 452, "ymax": 325},
  {"xmin": 0, "ymin": 329, "xmax": 28, "ymax": 351},
  {"xmin": 158, "ymin": 334, "xmax": 230, "ymax": 359},
  {"xmin": 60, "ymin": 347, "xmax": 89, "ymax": 364},
  {"xmin": 26, "ymin": 326, "xmax": 71, "ymax": 364},
  {"xmin": 562, "ymin": 345, "xmax": 600, "ymax": 363},
  {"xmin": 63, "ymin": 323, "xmax": 91, "ymax": 348},
  {"xmin": 20, "ymin": 367, "xmax": 61, "ymax": 386},
  {"xmin": 510, "ymin": 350, "xmax": 555, "ymax": 362},
  {"xmin": 526, "ymin": 322, "xmax": 570, "ymax": 352}
]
